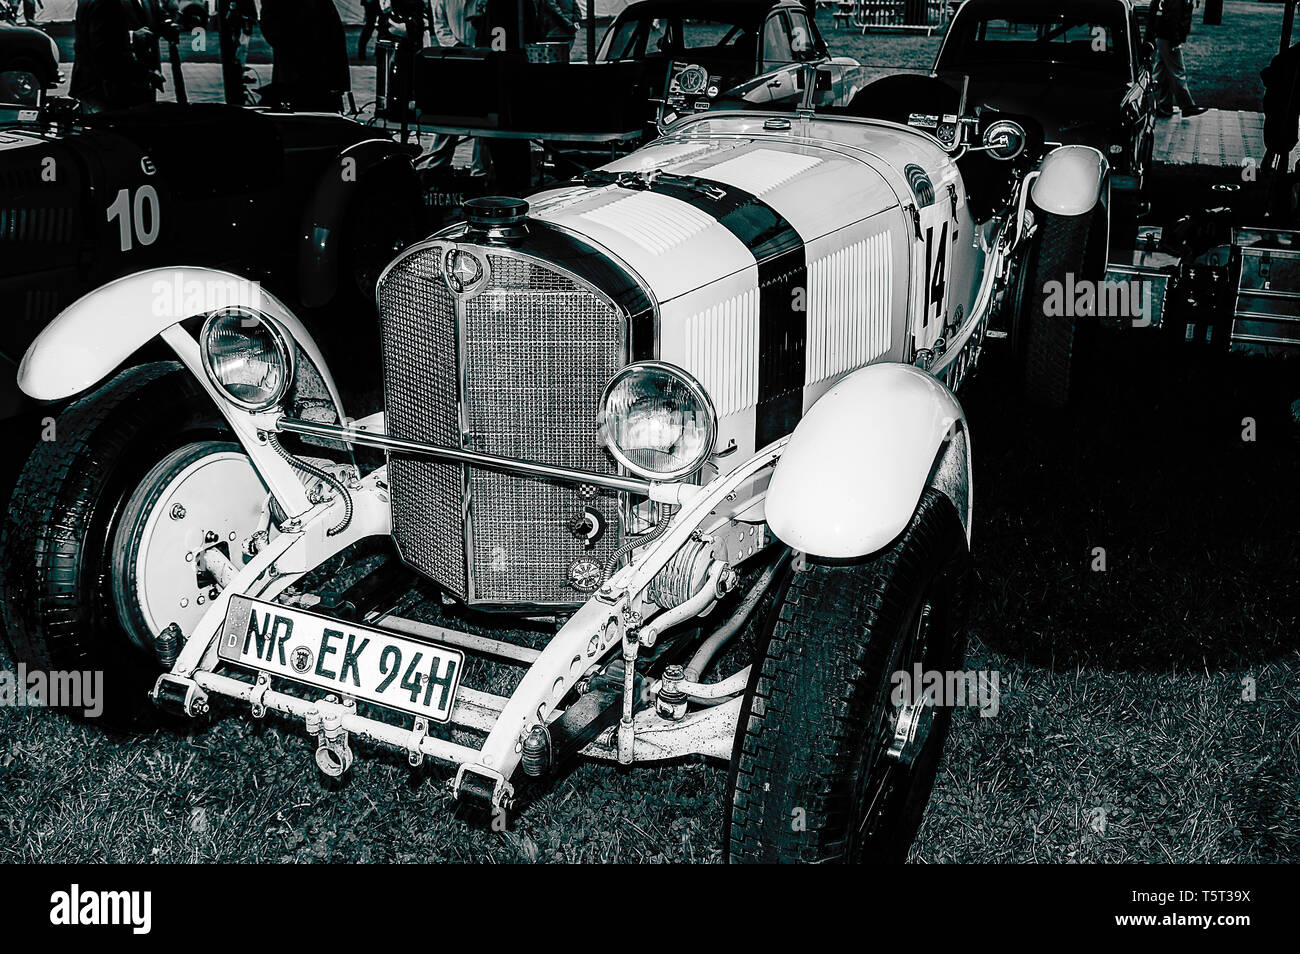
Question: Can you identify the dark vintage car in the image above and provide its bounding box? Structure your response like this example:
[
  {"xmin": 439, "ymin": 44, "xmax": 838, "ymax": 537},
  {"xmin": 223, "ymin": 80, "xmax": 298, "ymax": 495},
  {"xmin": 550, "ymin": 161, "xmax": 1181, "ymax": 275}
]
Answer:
[
  {"xmin": 0, "ymin": 89, "xmax": 425, "ymax": 400},
  {"xmin": 395, "ymin": 0, "xmax": 851, "ymax": 159},
  {"xmin": 599, "ymin": 0, "xmax": 849, "ymax": 117},
  {"xmin": 0, "ymin": 21, "xmax": 60, "ymax": 89},
  {"xmin": 935, "ymin": 0, "xmax": 1156, "ymax": 195}
]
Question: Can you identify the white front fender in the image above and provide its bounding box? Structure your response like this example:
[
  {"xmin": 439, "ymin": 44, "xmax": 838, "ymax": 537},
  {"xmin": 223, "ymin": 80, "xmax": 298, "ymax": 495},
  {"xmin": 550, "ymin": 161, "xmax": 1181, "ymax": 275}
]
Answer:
[
  {"xmin": 17, "ymin": 266, "xmax": 343, "ymax": 409},
  {"xmin": 1031, "ymin": 144, "xmax": 1108, "ymax": 217},
  {"xmin": 765, "ymin": 363, "xmax": 972, "ymax": 559}
]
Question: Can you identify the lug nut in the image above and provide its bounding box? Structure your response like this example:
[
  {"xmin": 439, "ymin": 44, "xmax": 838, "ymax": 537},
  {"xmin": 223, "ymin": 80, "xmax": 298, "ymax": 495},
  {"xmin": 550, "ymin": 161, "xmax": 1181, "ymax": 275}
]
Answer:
[{"xmin": 170, "ymin": 504, "xmax": 186, "ymax": 520}]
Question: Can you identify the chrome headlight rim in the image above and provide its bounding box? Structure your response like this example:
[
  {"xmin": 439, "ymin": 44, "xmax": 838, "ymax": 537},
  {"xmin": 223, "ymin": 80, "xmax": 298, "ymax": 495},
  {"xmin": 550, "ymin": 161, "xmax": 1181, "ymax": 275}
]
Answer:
[
  {"xmin": 598, "ymin": 360, "xmax": 718, "ymax": 482},
  {"xmin": 199, "ymin": 307, "xmax": 295, "ymax": 413}
]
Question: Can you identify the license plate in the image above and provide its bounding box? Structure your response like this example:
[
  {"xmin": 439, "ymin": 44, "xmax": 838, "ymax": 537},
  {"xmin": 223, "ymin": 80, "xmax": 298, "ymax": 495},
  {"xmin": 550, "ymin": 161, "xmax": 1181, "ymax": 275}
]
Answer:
[{"xmin": 218, "ymin": 596, "xmax": 464, "ymax": 723}]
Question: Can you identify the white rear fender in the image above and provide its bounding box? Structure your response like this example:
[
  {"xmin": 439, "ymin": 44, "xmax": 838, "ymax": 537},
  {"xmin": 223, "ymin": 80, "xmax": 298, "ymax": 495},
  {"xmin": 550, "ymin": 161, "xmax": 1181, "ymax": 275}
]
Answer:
[
  {"xmin": 765, "ymin": 363, "xmax": 972, "ymax": 559},
  {"xmin": 17, "ymin": 266, "xmax": 344, "ymax": 411}
]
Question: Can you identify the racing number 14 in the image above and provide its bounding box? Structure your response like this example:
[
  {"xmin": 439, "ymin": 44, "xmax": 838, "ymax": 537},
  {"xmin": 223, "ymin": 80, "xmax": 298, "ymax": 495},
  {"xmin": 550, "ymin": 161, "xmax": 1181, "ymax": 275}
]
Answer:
[
  {"xmin": 924, "ymin": 220, "xmax": 949, "ymax": 329},
  {"xmin": 106, "ymin": 186, "xmax": 162, "ymax": 252}
]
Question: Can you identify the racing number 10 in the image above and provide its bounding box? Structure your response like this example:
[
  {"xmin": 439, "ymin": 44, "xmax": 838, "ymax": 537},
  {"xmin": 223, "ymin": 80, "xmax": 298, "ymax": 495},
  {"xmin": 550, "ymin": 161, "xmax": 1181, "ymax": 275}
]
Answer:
[{"xmin": 106, "ymin": 186, "xmax": 162, "ymax": 251}]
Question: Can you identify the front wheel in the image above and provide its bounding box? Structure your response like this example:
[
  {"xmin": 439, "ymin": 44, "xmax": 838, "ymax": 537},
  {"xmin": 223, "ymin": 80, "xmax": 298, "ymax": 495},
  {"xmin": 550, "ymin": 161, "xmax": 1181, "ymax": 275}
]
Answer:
[
  {"xmin": 1011, "ymin": 203, "xmax": 1107, "ymax": 408},
  {"xmin": 725, "ymin": 489, "xmax": 970, "ymax": 863},
  {"xmin": 0, "ymin": 363, "xmax": 268, "ymax": 723}
]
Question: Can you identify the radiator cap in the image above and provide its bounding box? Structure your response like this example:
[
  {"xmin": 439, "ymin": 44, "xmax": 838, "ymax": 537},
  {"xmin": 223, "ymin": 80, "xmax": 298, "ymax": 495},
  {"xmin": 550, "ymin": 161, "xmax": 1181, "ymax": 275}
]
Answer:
[{"xmin": 464, "ymin": 196, "xmax": 530, "ymax": 228}]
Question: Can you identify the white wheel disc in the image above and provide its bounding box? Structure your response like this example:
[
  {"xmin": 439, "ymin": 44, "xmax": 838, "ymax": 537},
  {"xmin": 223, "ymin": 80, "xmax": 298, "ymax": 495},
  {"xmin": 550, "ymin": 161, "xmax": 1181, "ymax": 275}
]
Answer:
[{"xmin": 113, "ymin": 443, "xmax": 270, "ymax": 648}]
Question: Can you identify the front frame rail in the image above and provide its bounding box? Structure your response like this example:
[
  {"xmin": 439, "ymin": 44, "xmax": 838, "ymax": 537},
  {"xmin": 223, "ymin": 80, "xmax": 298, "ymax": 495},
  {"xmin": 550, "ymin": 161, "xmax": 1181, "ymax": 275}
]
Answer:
[{"xmin": 159, "ymin": 419, "xmax": 788, "ymax": 805}]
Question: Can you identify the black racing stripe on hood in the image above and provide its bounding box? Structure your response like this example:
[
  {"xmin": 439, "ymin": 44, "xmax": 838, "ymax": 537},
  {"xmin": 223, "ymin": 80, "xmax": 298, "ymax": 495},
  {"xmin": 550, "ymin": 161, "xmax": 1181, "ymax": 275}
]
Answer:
[
  {"xmin": 515, "ymin": 220, "xmax": 658, "ymax": 360},
  {"xmin": 643, "ymin": 177, "xmax": 807, "ymax": 449}
]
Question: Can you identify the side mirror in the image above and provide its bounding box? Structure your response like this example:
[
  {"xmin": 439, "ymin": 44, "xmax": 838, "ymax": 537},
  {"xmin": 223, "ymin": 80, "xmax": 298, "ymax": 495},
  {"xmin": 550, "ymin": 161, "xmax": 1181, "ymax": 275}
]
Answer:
[{"xmin": 980, "ymin": 118, "xmax": 1027, "ymax": 160}]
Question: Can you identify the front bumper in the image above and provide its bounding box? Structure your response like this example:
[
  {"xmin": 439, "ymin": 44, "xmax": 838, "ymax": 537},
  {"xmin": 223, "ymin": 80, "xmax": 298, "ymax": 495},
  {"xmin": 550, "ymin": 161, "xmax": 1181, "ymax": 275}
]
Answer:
[{"xmin": 154, "ymin": 419, "xmax": 786, "ymax": 809}]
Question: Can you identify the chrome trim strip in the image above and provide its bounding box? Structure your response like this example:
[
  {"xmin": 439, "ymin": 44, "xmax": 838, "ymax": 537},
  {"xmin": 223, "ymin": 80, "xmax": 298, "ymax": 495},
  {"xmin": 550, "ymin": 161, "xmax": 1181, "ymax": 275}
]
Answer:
[{"xmin": 275, "ymin": 416, "xmax": 655, "ymax": 496}]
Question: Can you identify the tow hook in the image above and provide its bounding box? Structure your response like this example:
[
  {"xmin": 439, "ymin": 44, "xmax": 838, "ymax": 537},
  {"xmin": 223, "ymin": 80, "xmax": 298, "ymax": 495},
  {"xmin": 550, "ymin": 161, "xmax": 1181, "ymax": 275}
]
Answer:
[
  {"xmin": 151, "ymin": 674, "xmax": 209, "ymax": 718},
  {"xmin": 453, "ymin": 764, "xmax": 514, "ymax": 817},
  {"xmin": 306, "ymin": 707, "xmax": 354, "ymax": 779}
]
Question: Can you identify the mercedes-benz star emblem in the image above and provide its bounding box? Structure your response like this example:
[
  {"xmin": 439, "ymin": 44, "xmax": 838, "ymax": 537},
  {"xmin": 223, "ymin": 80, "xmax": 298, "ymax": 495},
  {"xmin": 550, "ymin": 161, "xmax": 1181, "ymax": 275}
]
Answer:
[{"xmin": 444, "ymin": 248, "xmax": 485, "ymax": 295}]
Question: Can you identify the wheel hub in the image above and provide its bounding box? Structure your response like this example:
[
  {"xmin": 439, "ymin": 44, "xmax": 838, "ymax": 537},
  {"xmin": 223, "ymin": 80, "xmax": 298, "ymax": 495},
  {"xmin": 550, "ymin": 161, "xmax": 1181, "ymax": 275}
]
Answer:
[{"xmin": 114, "ymin": 445, "xmax": 269, "ymax": 652}]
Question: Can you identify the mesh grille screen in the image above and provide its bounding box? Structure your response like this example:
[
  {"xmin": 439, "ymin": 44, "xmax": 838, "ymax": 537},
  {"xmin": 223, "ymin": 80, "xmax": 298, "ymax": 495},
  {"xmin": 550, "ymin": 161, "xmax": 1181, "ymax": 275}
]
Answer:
[
  {"xmin": 380, "ymin": 248, "xmax": 467, "ymax": 596},
  {"xmin": 380, "ymin": 245, "xmax": 626, "ymax": 605}
]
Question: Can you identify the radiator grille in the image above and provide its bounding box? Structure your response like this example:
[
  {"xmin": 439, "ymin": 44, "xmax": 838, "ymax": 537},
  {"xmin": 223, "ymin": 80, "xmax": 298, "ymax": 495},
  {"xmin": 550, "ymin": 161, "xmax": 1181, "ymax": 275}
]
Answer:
[
  {"xmin": 380, "ymin": 244, "xmax": 626, "ymax": 605},
  {"xmin": 380, "ymin": 249, "xmax": 467, "ymax": 594}
]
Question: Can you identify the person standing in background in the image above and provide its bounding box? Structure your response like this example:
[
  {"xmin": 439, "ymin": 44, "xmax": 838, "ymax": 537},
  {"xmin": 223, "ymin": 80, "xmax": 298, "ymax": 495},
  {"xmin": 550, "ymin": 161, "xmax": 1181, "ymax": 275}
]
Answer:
[
  {"xmin": 217, "ymin": 0, "xmax": 258, "ymax": 105},
  {"xmin": 1151, "ymin": 0, "xmax": 1207, "ymax": 119},
  {"xmin": 358, "ymin": 0, "xmax": 381, "ymax": 58},
  {"xmin": 259, "ymin": 0, "xmax": 351, "ymax": 111},
  {"xmin": 21, "ymin": 0, "xmax": 41, "ymax": 26},
  {"xmin": 533, "ymin": 0, "xmax": 580, "ymax": 47},
  {"xmin": 69, "ymin": 0, "xmax": 159, "ymax": 111},
  {"xmin": 427, "ymin": 0, "xmax": 488, "ymax": 176},
  {"xmin": 431, "ymin": 0, "xmax": 481, "ymax": 49}
]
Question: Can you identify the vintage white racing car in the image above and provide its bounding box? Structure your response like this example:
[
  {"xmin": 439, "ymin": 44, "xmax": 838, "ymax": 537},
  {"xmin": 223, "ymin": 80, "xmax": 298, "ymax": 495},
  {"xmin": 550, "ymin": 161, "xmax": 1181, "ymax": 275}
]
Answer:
[{"xmin": 1, "ymin": 66, "xmax": 1109, "ymax": 862}]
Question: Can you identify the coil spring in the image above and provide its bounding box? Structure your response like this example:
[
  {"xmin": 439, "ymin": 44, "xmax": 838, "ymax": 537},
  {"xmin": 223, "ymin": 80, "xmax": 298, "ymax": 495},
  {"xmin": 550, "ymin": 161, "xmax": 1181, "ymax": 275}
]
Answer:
[
  {"xmin": 601, "ymin": 505, "xmax": 676, "ymax": 580},
  {"xmin": 650, "ymin": 539, "xmax": 713, "ymax": 609},
  {"xmin": 266, "ymin": 434, "xmax": 354, "ymax": 537}
]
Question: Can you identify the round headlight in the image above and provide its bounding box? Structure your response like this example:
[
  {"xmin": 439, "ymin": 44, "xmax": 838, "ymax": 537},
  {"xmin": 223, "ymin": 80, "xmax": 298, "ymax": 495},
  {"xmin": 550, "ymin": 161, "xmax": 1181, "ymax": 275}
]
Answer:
[
  {"xmin": 598, "ymin": 362, "xmax": 716, "ymax": 480},
  {"xmin": 200, "ymin": 309, "xmax": 294, "ymax": 412}
]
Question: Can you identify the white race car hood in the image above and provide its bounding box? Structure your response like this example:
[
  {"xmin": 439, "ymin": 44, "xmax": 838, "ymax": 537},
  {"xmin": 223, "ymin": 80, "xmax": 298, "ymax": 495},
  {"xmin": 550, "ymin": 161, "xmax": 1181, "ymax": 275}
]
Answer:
[{"xmin": 529, "ymin": 137, "xmax": 900, "ymax": 303}]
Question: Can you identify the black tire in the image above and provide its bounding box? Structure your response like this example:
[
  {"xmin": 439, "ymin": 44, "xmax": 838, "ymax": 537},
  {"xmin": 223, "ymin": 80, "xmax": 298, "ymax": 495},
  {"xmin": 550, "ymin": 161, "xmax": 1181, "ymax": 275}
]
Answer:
[
  {"xmin": 1012, "ymin": 204, "xmax": 1106, "ymax": 408},
  {"xmin": 0, "ymin": 362, "xmax": 232, "ymax": 724},
  {"xmin": 726, "ymin": 489, "xmax": 970, "ymax": 863}
]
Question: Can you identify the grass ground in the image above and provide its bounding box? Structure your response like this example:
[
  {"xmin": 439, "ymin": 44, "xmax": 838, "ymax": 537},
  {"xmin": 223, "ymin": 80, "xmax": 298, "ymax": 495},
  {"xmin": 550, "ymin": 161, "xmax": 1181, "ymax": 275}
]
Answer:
[
  {"xmin": 1, "ymin": 333, "xmax": 1295, "ymax": 864},
  {"xmin": 2, "ymin": 3, "xmax": 1297, "ymax": 864}
]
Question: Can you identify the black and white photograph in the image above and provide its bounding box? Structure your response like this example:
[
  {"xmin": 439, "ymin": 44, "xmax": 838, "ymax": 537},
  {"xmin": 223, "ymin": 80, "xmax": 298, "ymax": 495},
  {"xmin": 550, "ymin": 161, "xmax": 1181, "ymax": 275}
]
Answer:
[{"xmin": 0, "ymin": 0, "xmax": 1293, "ymax": 910}]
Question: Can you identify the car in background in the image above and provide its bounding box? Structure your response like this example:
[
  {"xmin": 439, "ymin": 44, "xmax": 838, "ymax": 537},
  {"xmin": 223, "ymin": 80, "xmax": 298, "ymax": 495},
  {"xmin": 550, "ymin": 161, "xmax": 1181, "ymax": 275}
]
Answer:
[
  {"xmin": 0, "ymin": 84, "xmax": 425, "ymax": 404},
  {"xmin": 397, "ymin": 0, "xmax": 856, "ymax": 198},
  {"xmin": 600, "ymin": 0, "xmax": 851, "ymax": 115},
  {"xmin": 0, "ymin": 20, "xmax": 60, "ymax": 89},
  {"xmin": 935, "ymin": 0, "xmax": 1155, "ymax": 196}
]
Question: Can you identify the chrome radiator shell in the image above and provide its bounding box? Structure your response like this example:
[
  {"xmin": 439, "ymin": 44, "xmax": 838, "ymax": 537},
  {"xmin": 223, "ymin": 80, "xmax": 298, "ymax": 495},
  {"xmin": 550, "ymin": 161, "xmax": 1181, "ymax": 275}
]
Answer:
[{"xmin": 378, "ymin": 240, "xmax": 627, "ymax": 607}]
